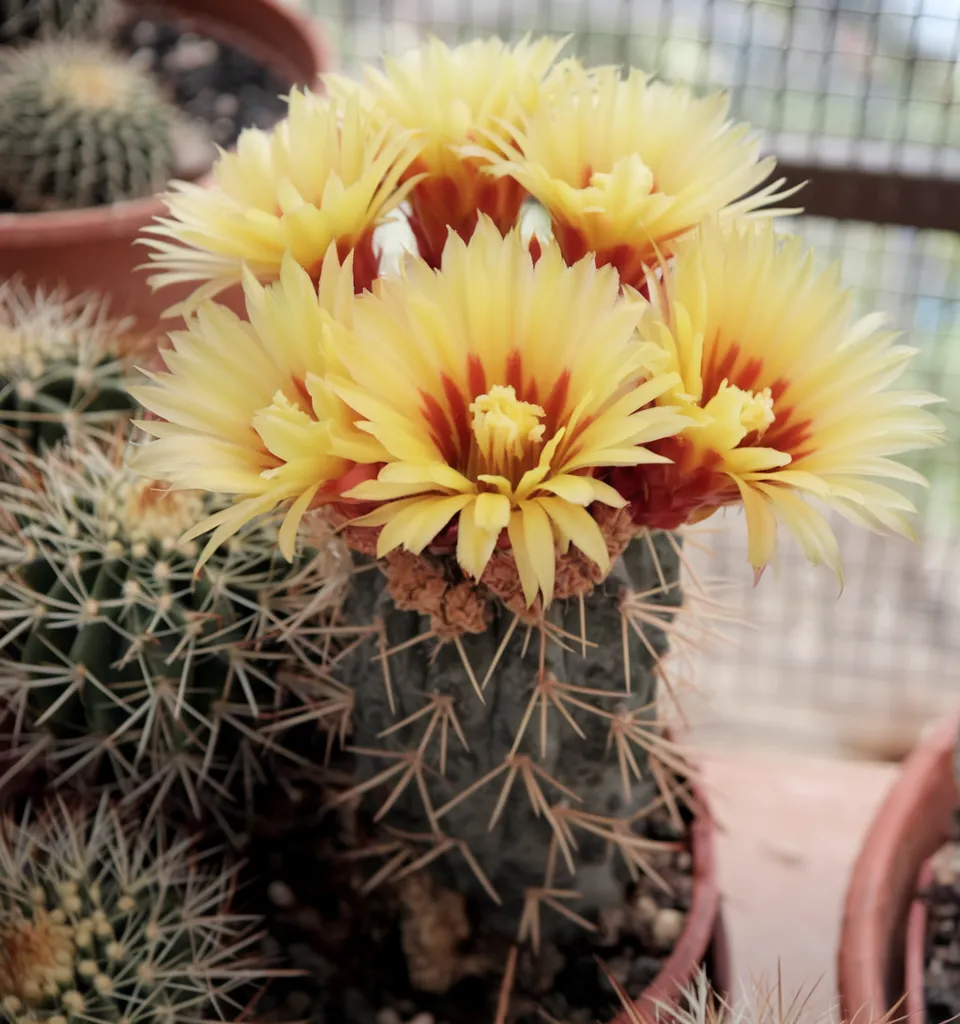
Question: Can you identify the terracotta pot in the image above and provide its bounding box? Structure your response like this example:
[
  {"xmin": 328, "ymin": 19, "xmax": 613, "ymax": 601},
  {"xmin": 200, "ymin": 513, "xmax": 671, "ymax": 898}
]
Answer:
[
  {"xmin": 611, "ymin": 772, "xmax": 727, "ymax": 1023},
  {"xmin": 905, "ymin": 859, "xmax": 935, "ymax": 1024},
  {"xmin": 0, "ymin": 0, "xmax": 330, "ymax": 330},
  {"xmin": 837, "ymin": 711, "xmax": 960, "ymax": 1022}
]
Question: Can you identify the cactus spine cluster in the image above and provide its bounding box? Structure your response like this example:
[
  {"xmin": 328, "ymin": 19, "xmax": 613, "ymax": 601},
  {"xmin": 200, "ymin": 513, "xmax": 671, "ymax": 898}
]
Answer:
[
  {"xmin": 0, "ymin": 796, "xmax": 270, "ymax": 1023},
  {"xmin": 0, "ymin": 280, "xmax": 137, "ymax": 452},
  {"xmin": 0, "ymin": 438, "xmax": 350, "ymax": 818},
  {"xmin": 0, "ymin": 41, "xmax": 175, "ymax": 211},
  {"xmin": 0, "ymin": 0, "xmax": 117, "ymax": 45}
]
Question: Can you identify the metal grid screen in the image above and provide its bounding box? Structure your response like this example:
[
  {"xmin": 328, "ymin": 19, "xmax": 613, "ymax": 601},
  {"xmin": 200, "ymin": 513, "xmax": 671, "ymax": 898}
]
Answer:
[{"xmin": 292, "ymin": 0, "xmax": 960, "ymax": 757}]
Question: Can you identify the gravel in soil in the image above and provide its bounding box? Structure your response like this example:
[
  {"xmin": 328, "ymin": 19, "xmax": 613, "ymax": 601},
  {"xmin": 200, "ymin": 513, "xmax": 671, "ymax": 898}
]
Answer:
[
  {"xmin": 241, "ymin": 770, "xmax": 700, "ymax": 1024},
  {"xmin": 117, "ymin": 14, "xmax": 291, "ymax": 179},
  {"xmin": 924, "ymin": 817, "xmax": 960, "ymax": 1024}
]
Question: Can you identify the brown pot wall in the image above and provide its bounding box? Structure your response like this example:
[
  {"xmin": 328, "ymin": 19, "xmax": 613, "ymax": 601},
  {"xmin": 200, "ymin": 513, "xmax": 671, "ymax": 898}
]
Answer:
[
  {"xmin": 905, "ymin": 859, "xmax": 935, "ymax": 1024},
  {"xmin": 611, "ymin": 772, "xmax": 725, "ymax": 1024},
  {"xmin": 0, "ymin": 0, "xmax": 330, "ymax": 330},
  {"xmin": 837, "ymin": 712, "xmax": 960, "ymax": 1023}
]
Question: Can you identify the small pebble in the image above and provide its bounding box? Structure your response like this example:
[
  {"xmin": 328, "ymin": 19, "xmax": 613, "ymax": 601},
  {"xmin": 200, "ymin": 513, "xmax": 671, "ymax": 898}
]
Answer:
[
  {"xmin": 131, "ymin": 20, "xmax": 158, "ymax": 47},
  {"xmin": 163, "ymin": 38, "xmax": 219, "ymax": 73},
  {"xmin": 129, "ymin": 47, "xmax": 155, "ymax": 71},
  {"xmin": 376, "ymin": 1011, "xmax": 401, "ymax": 1024},
  {"xmin": 634, "ymin": 895, "xmax": 658, "ymax": 923},
  {"xmin": 212, "ymin": 116, "xmax": 236, "ymax": 144},
  {"xmin": 267, "ymin": 880, "xmax": 296, "ymax": 908},
  {"xmin": 628, "ymin": 954, "xmax": 661, "ymax": 987},
  {"xmin": 652, "ymin": 907, "xmax": 685, "ymax": 948},
  {"xmin": 171, "ymin": 120, "xmax": 217, "ymax": 181},
  {"xmin": 214, "ymin": 93, "xmax": 240, "ymax": 118},
  {"xmin": 408, "ymin": 1015, "xmax": 434, "ymax": 1024},
  {"xmin": 285, "ymin": 991, "xmax": 313, "ymax": 1016}
]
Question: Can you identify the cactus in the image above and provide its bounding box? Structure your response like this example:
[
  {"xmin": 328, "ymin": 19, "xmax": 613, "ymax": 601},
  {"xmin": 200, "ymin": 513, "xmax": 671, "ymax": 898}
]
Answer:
[
  {"xmin": 0, "ymin": 41, "xmax": 175, "ymax": 211},
  {"xmin": 0, "ymin": 795, "xmax": 271, "ymax": 1022},
  {"xmin": 0, "ymin": 438, "xmax": 350, "ymax": 821},
  {"xmin": 0, "ymin": 0, "xmax": 117, "ymax": 44},
  {"xmin": 326, "ymin": 528, "xmax": 699, "ymax": 973},
  {"xmin": 0, "ymin": 280, "xmax": 137, "ymax": 453}
]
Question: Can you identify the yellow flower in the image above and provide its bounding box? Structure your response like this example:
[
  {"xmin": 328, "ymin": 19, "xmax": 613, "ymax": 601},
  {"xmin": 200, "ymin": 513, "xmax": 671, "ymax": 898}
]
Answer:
[
  {"xmin": 471, "ymin": 62, "xmax": 794, "ymax": 289},
  {"xmin": 613, "ymin": 219, "xmax": 945, "ymax": 580},
  {"xmin": 130, "ymin": 246, "xmax": 384, "ymax": 565},
  {"xmin": 141, "ymin": 89, "xmax": 425, "ymax": 311},
  {"xmin": 334, "ymin": 218, "xmax": 689, "ymax": 607},
  {"xmin": 326, "ymin": 35, "xmax": 568, "ymax": 268}
]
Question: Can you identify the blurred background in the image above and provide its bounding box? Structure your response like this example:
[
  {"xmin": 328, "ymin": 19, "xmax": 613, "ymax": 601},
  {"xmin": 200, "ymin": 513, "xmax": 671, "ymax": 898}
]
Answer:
[{"xmin": 291, "ymin": 0, "xmax": 959, "ymax": 761}]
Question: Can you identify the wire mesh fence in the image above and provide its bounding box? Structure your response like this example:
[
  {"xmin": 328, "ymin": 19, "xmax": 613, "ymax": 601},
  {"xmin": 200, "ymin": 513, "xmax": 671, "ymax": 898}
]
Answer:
[{"xmin": 292, "ymin": 0, "xmax": 960, "ymax": 757}]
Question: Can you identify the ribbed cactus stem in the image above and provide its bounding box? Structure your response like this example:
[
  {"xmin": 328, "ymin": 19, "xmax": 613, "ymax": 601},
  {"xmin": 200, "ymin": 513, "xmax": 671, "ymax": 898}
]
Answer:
[{"xmin": 336, "ymin": 529, "xmax": 685, "ymax": 951}]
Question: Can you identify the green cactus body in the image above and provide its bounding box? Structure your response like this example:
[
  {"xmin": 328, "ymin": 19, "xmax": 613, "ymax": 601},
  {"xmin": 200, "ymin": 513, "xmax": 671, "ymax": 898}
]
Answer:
[
  {"xmin": 0, "ymin": 0, "xmax": 116, "ymax": 44},
  {"xmin": 0, "ymin": 282, "xmax": 137, "ymax": 452},
  {"xmin": 327, "ymin": 519, "xmax": 692, "ymax": 968},
  {"xmin": 0, "ymin": 42, "xmax": 175, "ymax": 211},
  {"xmin": 0, "ymin": 796, "xmax": 269, "ymax": 1022},
  {"xmin": 0, "ymin": 440, "xmax": 349, "ymax": 818}
]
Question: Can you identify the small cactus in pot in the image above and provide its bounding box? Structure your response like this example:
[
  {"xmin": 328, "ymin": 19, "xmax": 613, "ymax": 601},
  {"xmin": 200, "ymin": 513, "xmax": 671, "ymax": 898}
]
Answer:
[{"xmin": 0, "ymin": 40, "xmax": 175, "ymax": 211}]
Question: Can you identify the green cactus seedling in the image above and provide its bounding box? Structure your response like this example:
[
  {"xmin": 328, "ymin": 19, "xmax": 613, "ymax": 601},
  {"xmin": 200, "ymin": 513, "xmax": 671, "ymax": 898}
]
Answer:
[{"xmin": 0, "ymin": 41, "xmax": 175, "ymax": 211}]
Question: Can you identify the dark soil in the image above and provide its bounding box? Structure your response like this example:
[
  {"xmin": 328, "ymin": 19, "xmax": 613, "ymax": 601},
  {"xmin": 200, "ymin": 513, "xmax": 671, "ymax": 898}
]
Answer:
[
  {"xmin": 116, "ymin": 14, "xmax": 291, "ymax": 156},
  {"xmin": 239, "ymin": 765, "xmax": 702, "ymax": 1024},
  {"xmin": 922, "ymin": 815, "xmax": 960, "ymax": 1024}
]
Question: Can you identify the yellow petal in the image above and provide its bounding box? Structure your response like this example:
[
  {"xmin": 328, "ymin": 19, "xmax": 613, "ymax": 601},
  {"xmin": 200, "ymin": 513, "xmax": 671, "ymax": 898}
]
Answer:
[
  {"xmin": 536, "ymin": 498, "xmax": 611, "ymax": 574},
  {"xmin": 376, "ymin": 494, "xmax": 474, "ymax": 556},
  {"xmin": 520, "ymin": 500, "xmax": 556, "ymax": 607},
  {"xmin": 457, "ymin": 500, "xmax": 501, "ymax": 581}
]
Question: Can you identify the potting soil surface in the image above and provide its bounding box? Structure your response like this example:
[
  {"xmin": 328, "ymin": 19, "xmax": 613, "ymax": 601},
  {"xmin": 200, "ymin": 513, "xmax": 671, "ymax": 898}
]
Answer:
[{"xmin": 118, "ymin": 14, "xmax": 290, "ymax": 167}]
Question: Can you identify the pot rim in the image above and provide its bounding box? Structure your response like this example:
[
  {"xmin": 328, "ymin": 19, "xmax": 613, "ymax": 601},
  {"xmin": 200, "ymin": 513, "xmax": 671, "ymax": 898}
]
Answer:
[
  {"xmin": 610, "ymin": 768, "xmax": 722, "ymax": 1024},
  {"xmin": 905, "ymin": 857, "xmax": 935, "ymax": 1024},
  {"xmin": 837, "ymin": 710, "xmax": 960, "ymax": 1023},
  {"xmin": 0, "ymin": 0, "xmax": 328, "ymax": 247}
]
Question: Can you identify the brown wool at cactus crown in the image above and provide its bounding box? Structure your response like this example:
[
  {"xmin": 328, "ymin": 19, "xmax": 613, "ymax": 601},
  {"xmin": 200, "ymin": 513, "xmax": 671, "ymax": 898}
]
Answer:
[{"xmin": 0, "ymin": 26, "xmax": 946, "ymax": 1024}]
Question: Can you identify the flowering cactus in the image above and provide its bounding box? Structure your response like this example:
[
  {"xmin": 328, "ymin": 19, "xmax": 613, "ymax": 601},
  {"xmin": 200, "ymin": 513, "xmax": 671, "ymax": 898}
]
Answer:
[{"xmin": 131, "ymin": 36, "xmax": 944, "ymax": 996}]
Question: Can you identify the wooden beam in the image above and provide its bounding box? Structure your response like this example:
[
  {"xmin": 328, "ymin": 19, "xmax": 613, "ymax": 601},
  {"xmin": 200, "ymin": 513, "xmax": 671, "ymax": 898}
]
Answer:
[{"xmin": 772, "ymin": 162, "xmax": 960, "ymax": 233}]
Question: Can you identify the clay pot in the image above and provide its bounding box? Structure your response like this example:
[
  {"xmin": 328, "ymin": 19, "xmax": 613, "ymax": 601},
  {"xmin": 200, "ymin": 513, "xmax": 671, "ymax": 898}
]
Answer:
[
  {"xmin": 0, "ymin": 0, "xmax": 329, "ymax": 329},
  {"xmin": 905, "ymin": 859, "xmax": 935, "ymax": 1024},
  {"xmin": 612, "ymin": 772, "xmax": 729, "ymax": 1023},
  {"xmin": 837, "ymin": 711, "xmax": 960, "ymax": 1022}
]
